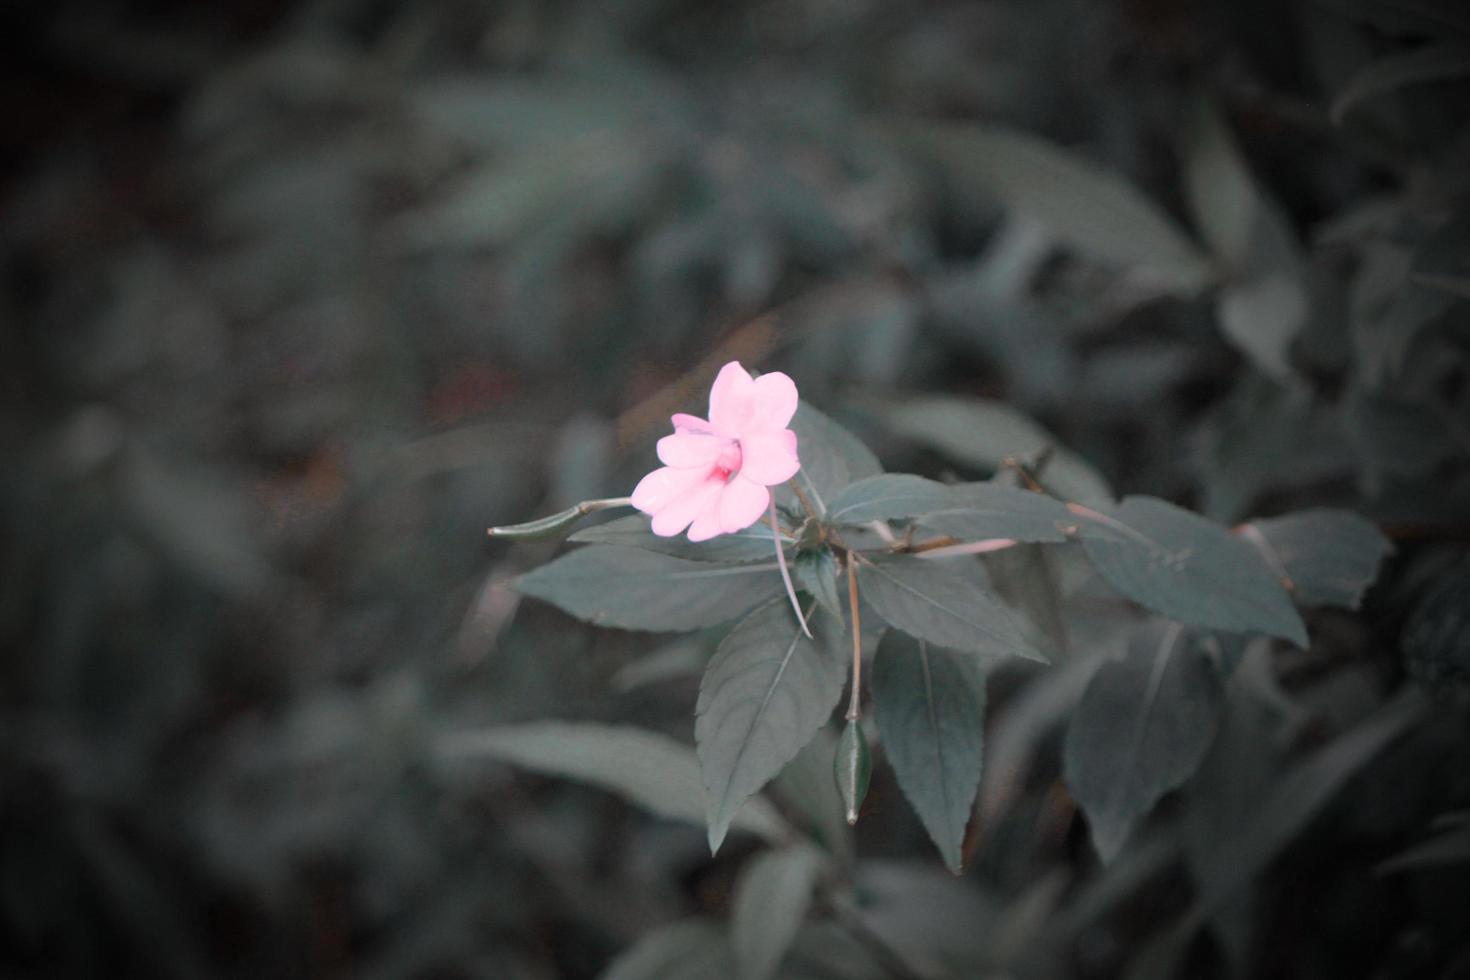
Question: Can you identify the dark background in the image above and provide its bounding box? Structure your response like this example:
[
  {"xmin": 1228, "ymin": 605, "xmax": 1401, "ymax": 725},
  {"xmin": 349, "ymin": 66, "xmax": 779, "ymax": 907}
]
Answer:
[{"xmin": 3, "ymin": 0, "xmax": 1468, "ymax": 977}]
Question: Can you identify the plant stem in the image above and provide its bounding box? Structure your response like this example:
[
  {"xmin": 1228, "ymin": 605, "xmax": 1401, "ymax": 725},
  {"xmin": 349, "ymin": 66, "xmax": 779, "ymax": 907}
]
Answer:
[
  {"xmin": 771, "ymin": 499, "xmax": 812, "ymax": 638},
  {"xmin": 788, "ymin": 477, "xmax": 822, "ymax": 522}
]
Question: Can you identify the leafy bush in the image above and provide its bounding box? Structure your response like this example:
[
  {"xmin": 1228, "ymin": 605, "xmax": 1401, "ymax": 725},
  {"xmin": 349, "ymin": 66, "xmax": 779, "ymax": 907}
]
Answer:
[{"xmin": 2, "ymin": 0, "xmax": 1468, "ymax": 977}]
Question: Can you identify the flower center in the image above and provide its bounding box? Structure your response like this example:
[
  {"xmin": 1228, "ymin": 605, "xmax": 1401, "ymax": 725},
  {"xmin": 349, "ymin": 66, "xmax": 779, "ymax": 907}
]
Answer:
[{"xmin": 711, "ymin": 440, "xmax": 742, "ymax": 483}]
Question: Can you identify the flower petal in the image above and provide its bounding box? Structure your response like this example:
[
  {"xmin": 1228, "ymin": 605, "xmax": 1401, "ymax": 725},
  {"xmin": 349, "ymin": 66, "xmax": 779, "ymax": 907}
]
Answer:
[
  {"xmin": 632, "ymin": 465, "xmax": 712, "ymax": 515},
  {"xmin": 657, "ymin": 431, "xmax": 725, "ymax": 468},
  {"xmin": 736, "ymin": 429, "xmax": 801, "ymax": 485},
  {"xmin": 718, "ymin": 477, "xmax": 770, "ymax": 534},
  {"xmin": 671, "ymin": 413, "xmax": 716, "ymax": 435},
  {"xmin": 750, "ymin": 371, "xmax": 799, "ymax": 430},
  {"xmin": 708, "ymin": 361, "xmax": 756, "ymax": 436},
  {"xmin": 687, "ymin": 495, "xmax": 727, "ymax": 542},
  {"xmin": 650, "ymin": 476, "xmax": 725, "ymax": 538}
]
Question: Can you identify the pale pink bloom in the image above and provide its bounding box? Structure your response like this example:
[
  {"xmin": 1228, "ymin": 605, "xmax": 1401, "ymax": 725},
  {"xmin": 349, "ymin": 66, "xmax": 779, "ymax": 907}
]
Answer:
[{"xmin": 631, "ymin": 361, "xmax": 801, "ymax": 541}]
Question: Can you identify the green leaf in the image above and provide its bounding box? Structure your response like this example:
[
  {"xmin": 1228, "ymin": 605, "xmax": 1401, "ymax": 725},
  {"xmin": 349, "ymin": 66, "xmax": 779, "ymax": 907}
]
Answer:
[
  {"xmin": 697, "ymin": 603, "xmax": 849, "ymax": 853},
  {"xmin": 600, "ymin": 918, "xmax": 734, "ymax": 980},
  {"xmin": 859, "ymin": 556, "xmax": 1048, "ymax": 662},
  {"xmin": 783, "ymin": 403, "xmax": 883, "ymax": 516},
  {"xmin": 1063, "ymin": 625, "xmax": 1224, "ymax": 861},
  {"xmin": 872, "ymin": 632, "xmax": 988, "ymax": 871},
  {"xmin": 883, "ymin": 397, "xmax": 1114, "ymax": 506},
  {"xmin": 437, "ymin": 723, "xmax": 785, "ymax": 842},
  {"xmin": 833, "ymin": 717, "xmax": 871, "ymax": 826},
  {"xmin": 1240, "ymin": 509, "xmax": 1392, "ymax": 609},
  {"xmin": 793, "ymin": 548, "xmax": 844, "ymax": 620},
  {"xmin": 1190, "ymin": 690, "xmax": 1423, "ymax": 913},
  {"xmin": 1377, "ymin": 814, "xmax": 1470, "ymax": 875},
  {"xmin": 917, "ymin": 485, "xmax": 1074, "ymax": 543},
  {"xmin": 899, "ymin": 122, "xmax": 1212, "ymax": 293},
  {"xmin": 773, "ymin": 726, "xmax": 852, "ymax": 861},
  {"xmin": 570, "ymin": 514, "xmax": 790, "ymax": 562},
  {"xmin": 731, "ymin": 844, "xmax": 827, "ymax": 980},
  {"xmin": 1074, "ymin": 496, "xmax": 1308, "ymax": 646},
  {"xmin": 825, "ymin": 474, "xmax": 956, "ymax": 523},
  {"xmin": 826, "ymin": 474, "xmax": 1073, "ymax": 542},
  {"xmin": 983, "ymin": 544, "xmax": 1070, "ymax": 657},
  {"xmin": 516, "ymin": 546, "xmax": 784, "ymax": 631},
  {"xmin": 1330, "ymin": 41, "xmax": 1470, "ymax": 126},
  {"xmin": 1184, "ymin": 102, "xmax": 1307, "ymax": 380}
]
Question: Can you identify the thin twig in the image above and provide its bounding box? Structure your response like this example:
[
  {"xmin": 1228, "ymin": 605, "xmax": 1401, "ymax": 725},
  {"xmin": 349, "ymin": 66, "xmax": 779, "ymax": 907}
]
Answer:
[
  {"xmin": 788, "ymin": 478, "xmax": 821, "ymax": 523},
  {"xmin": 771, "ymin": 499, "xmax": 812, "ymax": 638}
]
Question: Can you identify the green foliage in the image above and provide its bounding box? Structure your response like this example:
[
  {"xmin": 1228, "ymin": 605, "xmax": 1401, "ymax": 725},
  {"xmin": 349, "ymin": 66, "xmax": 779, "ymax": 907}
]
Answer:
[
  {"xmin": 1063, "ymin": 626, "xmax": 1224, "ymax": 861},
  {"xmin": 1075, "ymin": 496, "xmax": 1309, "ymax": 645},
  {"xmin": 515, "ymin": 546, "xmax": 784, "ymax": 630},
  {"xmin": 730, "ymin": 844, "xmax": 827, "ymax": 980},
  {"xmin": 872, "ymin": 632, "xmax": 988, "ymax": 871},
  {"xmin": 696, "ymin": 604, "xmax": 848, "ymax": 853},
  {"xmin": 7, "ymin": 0, "xmax": 1468, "ymax": 975}
]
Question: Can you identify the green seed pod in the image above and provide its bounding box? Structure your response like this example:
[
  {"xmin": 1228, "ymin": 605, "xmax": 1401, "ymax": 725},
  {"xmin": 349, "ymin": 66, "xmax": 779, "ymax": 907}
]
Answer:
[{"xmin": 834, "ymin": 718, "xmax": 871, "ymax": 826}]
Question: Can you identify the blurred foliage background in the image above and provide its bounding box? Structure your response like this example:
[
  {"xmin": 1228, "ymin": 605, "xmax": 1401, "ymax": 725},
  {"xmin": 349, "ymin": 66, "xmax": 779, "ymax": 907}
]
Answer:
[{"xmin": 3, "ymin": 0, "xmax": 1469, "ymax": 977}]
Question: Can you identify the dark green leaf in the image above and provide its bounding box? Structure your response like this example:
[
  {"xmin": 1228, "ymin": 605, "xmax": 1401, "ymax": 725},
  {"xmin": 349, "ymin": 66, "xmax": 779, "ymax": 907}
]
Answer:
[
  {"xmin": 899, "ymin": 122, "xmax": 1212, "ymax": 293},
  {"xmin": 1330, "ymin": 42, "xmax": 1470, "ymax": 125},
  {"xmin": 731, "ymin": 844, "xmax": 826, "ymax": 980},
  {"xmin": 783, "ymin": 403, "xmax": 883, "ymax": 516},
  {"xmin": 1074, "ymin": 496, "xmax": 1308, "ymax": 645},
  {"xmin": 872, "ymin": 632, "xmax": 988, "ymax": 871},
  {"xmin": 600, "ymin": 918, "xmax": 734, "ymax": 980},
  {"xmin": 1063, "ymin": 625, "xmax": 1224, "ymax": 861},
  {"xmin": 697, "ymin": 603, "xmax": 848, "ymax": 853},
  {"xmin": 826, "ymin": 474, "xmax": 1073, "ymax": 543},
  {"xmin": 570, "ymin": 514, "xmax": 790, "ymax": 562},
  {"xmin": 794, "ymin": 548, "xmax": 844, "ymax": 620},
  {"xmin": 883, "ymin": 397, "xmax": 1113, "ymax": 506},
  {"xmin": 437, "ymin": 723, "xmax": 785, "ymax": 842},
  {"xmin": 859, "ymin": 556, "xmax": 1048, "ymax": 662},
  {"xmin": 1241, "ymin": 509, "xmax": 1392, "ymax": 609},
  {"xmin": 773, "ymin": 726, "xmax": 851, "ymax": 861},
  {"xmin": 983, "ymin": 544, "xmax": 1070, "ymax": 657},
  {"xmin": 516, "ymin": 546, "xmax": 784, "ymax": 631}
]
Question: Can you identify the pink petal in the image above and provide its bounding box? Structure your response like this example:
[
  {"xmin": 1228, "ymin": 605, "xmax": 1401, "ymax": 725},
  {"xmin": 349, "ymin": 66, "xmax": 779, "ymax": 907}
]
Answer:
[
  {"xmin": 687, "ymin": 495, "xmax": 727, "ymax": 542},
  {"xmin": 650, "ymin": 476, "xmax": 725, "ymax": 537},
  {"xmin": 631, "ymin": 465, "xmax": 712, "ymax": 515},
  {"xmin": 750, "ymin": 371, "xmax": 799, "ymax": 430},
  {"xmin": 718, "ymin": 477, "xmax": 770, "ymax": 533},
  {"xmin": 708, "ymin": 361, "xmax": 756, "ymax": 436},
  {"xmin": 736, "ymin": 429, "xmax": 801, "ymax": 485},
  {"xmin": 671, "ymin": 413, "xmax": 716, "ymax": 435},
  {"xmin": 657, "ymin": 431, "xmax": 725, "ymax": 468}
]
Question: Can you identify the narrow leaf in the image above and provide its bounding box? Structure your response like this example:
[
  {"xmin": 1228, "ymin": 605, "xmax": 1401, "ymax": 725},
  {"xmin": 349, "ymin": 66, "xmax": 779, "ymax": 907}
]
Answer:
[
  {"xmin": 884, "ymin": 397, "xmax": 1113, "ymax": 505},
  {"xmin": 1074, "ymin": 496, "xmax": 1308, "ymax": 646},
  {"xmin": 826, "ymin": 474, "xmax": 1073, "ymax": 543},
  {"xmin": 860, "ymin": 556, "xmax": 1048, "ymax": 662},
  {"xmin": 731, "ymin": 844, "xmax": 827, "ymax": 980},
  {"xmin": 516, "ymin": 546, "xmax": 784, "ymax": 631},
  {"xmin": 1240, "ymin": 509, "xmax": 1392, "ymax": 609},
  {"xmin": 1063, "ymin": 625, "xmax": 1223, "ymax": 861},
  {"xmin": 794, "ymin": 548, "xmax": 845, "ymax": 620},
  {"xmin": 872, "ymin": 632, "xmax": 988, "ymax": 871},
  {"xmin": 697, "ymin": 604, "xmax": 848, "ymax": 853},
  {"xmin": 899, "ymin": 122, "xmax": 1212, "ymax": 292},
  {"xmin": 438, "ymin": 723, "xmax": 785, "ymax": 842},
  {"xmin": 1331, "ymin": 42, "xmax": 1470, "ymax": 125}
]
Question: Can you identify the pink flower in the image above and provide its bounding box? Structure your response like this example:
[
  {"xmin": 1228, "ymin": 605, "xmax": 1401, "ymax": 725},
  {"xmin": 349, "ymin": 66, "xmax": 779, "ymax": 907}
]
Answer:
[{"xmin": 631, "ymin": 361, "xmax": 801, "ymax": 541}]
